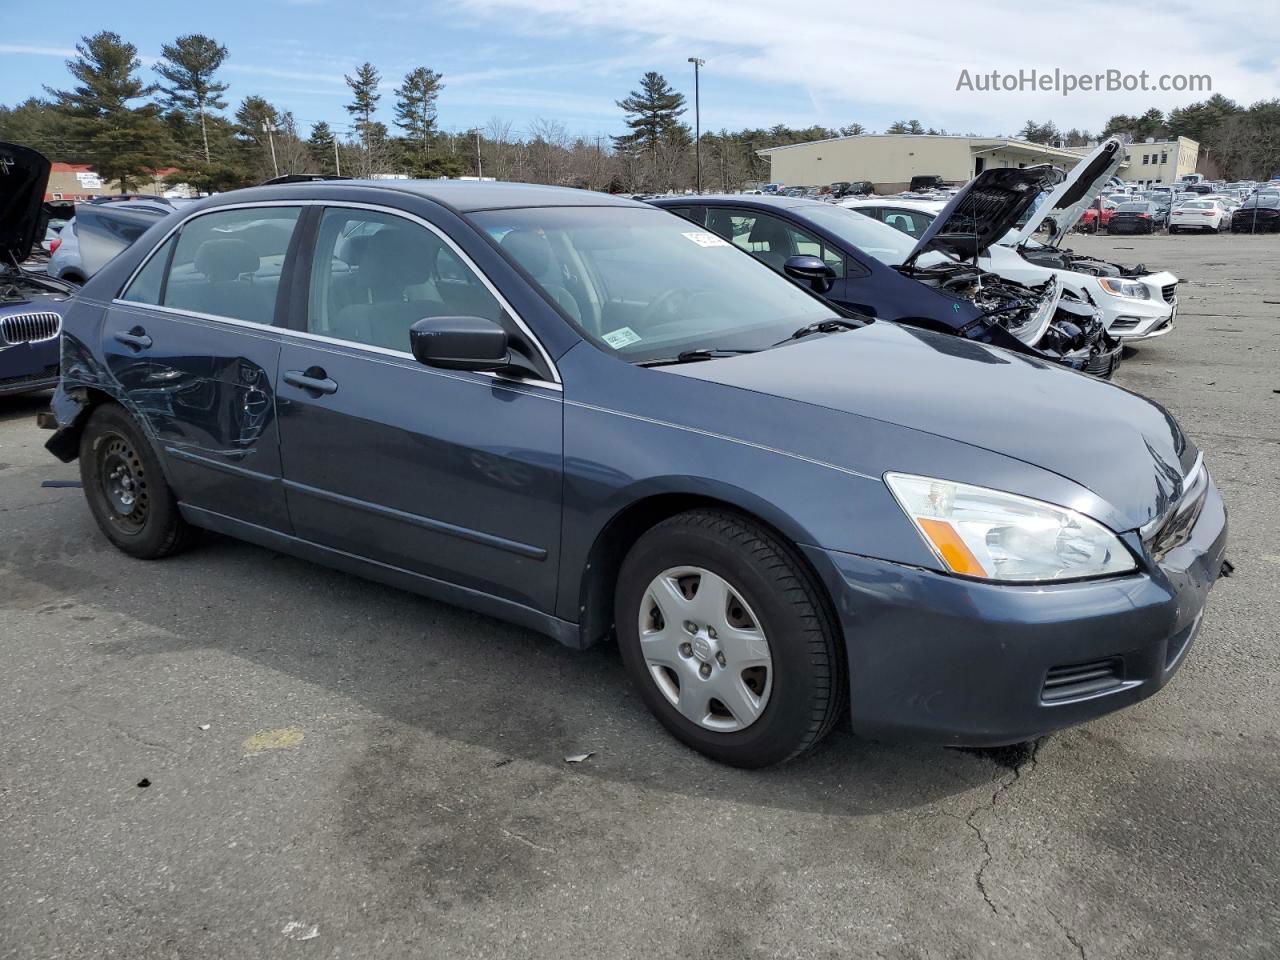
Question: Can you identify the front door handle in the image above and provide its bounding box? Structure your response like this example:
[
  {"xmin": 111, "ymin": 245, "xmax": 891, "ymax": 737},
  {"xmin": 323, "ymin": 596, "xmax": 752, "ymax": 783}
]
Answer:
[
  {"xmin": 283, "ymin": 368, "xmax": 338, "ymax": 395},
  {"xmin": 114, "ymin": 327, "xmax": 153, "ymax": 351}
]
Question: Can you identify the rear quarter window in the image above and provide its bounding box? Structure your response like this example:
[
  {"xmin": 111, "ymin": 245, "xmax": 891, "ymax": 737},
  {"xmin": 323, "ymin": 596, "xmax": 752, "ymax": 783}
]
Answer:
[{"xmin": 120, "ymin": 235, "xmax": 176, "ymax": 304}]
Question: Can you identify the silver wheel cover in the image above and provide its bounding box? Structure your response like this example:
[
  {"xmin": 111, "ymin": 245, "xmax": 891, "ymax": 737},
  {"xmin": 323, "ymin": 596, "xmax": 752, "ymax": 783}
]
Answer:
[{"xmin": 638, "ymin": 566, "xmax": 773, "ymax": 732}]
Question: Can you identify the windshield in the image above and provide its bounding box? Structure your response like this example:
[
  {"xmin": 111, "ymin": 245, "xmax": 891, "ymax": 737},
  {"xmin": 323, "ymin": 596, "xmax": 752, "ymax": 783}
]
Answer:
[
  {"xmin": 1242, "ymin": 196, "xmax": 1280, "ymax": 208},
  {"xmin": 792, "ymin": 203, "xmax": 923, "ymax": 266},
  {"xmin": 470, "ymin": 206, "xmax": 838, "ymax": 363}
]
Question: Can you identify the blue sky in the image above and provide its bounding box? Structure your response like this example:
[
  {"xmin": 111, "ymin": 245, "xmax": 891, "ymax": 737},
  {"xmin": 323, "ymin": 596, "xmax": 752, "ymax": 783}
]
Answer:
[{"xmin": 2, "ymin": 0, "xmax": 1277, "ymax": 144}]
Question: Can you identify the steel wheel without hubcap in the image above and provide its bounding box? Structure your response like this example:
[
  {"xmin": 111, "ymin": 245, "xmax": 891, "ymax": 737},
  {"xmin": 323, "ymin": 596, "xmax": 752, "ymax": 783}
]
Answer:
[
  {"xmin": 97, "ymin": 433, "xmax": 150, "ymax": 534},
  {"xmin": 638, "ymin": 565, "xmax": 772, "ymax": 732}
]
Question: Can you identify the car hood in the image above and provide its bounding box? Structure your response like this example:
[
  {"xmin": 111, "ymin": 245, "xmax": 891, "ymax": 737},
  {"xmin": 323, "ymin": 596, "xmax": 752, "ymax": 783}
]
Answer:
[
  {"xmin": 1009, "ymin": 137, "xmax": 1127, "ymax": 248},
  {"xmin": 666, "ymin": 322, "xmax": 1195, "ymax": 531},
  {"xmin": 903, "ymin": 165, "xmax": 1064, "ymax": 267},
  {"xmin": 0, "ymin": 141, "xmax": 51, "ymax": 265}
]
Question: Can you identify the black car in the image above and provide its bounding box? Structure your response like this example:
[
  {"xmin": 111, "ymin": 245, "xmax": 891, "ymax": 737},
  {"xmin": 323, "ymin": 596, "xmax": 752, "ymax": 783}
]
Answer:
[
  {"xmin": 653, "ymin": 169, "xmax": 1120, "ymax": 377},
  {"xmin": 910, "ymin": 175, "xmax": 946, "ymax": 192},
  {"xmin": 1231, "ymin": 194, "xmax": 1280, "ymax": 233},
  {"xmin": 1108, "ymin": 202, "xmax": 1163, "ymax": 234},
  {"xmin": 1, "ymin": 142, "xmax": 74, "ymax": 397},
  {"xmin": 44, "ymin": 178, "xmax": 1225, "ymax": 767}
]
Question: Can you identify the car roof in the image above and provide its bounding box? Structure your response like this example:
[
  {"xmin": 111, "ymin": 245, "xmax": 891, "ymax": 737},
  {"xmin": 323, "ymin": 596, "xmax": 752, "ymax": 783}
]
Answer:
[
  {"xmin": 650, "ymin": 194, "xmax": 814, "ymax": 211},
  {"xmin": 211, "ymin": 179, "xmax": 646, "ymax": 213},
  {"xmin": 842, "ymin": 198, "xmax": 943, "ymax": 212}
]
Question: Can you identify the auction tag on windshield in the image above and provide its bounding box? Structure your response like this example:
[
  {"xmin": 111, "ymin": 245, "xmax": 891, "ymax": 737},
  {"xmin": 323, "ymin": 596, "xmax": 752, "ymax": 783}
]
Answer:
[
  {"xmin": 682, "ymin": 231, "xmax": 729, "ymax": 247},
  {"xmin": 602, "ymin": 326, "xmax": 642, "ymax": 348}
]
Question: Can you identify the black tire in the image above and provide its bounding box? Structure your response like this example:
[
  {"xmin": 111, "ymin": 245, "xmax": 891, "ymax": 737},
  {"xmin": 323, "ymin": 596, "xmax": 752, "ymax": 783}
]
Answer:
[
  {"xmin": 79, "ymin": 403, "xmax": 191, "ymax": 559},
  {"xmin": 615, "ymin": 509, "xmax": 846, "ymax": 767}
]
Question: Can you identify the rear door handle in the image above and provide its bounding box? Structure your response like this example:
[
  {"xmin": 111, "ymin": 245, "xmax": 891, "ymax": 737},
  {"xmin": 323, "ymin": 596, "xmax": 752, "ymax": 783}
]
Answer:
[
  {"xmin": 114, "ymin": 327, "xmax": 152, "ymax": 350},
  {"xmin": 283, "ymin": 368, "xmax": 338, "ymax": 395}
]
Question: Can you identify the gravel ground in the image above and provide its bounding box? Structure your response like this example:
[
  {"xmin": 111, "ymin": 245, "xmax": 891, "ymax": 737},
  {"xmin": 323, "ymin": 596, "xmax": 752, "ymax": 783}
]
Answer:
[{"xmin": 1, "ymin": 232, "xmax": 1277, "ymax": 959}]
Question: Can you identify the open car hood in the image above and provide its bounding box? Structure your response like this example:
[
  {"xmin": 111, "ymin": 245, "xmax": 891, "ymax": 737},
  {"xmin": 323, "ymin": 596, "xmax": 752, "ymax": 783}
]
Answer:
[
  {"xmin": 903, "ymin": 165, "xmax": 1064, "ymax": 268},
  {"xmin": 0, "ymin": 141, "xmax": 51, "ymax": 265},
  {"xmin": 1009, "ymin": 137, "xmax": 1126, "ymax": 248}
]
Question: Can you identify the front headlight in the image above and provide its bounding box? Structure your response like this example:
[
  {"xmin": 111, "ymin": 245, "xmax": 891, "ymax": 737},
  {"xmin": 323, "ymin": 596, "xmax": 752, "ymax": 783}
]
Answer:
[
  {"xmin": 1098, "ymin": 277, "xmax": 1150, "ymax": 300},
  {"xmin": 884, "ymin": 473, "xmax": 1137, "ymax": 583}
]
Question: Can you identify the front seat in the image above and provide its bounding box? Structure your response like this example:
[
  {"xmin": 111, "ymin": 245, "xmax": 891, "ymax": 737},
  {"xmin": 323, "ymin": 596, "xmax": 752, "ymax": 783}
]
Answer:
[
  {"xmin": 499, "ymin": 230, "xmax": 583, "ymax": 325},
  {"xmin": 745, "ymin": 216, "xmax": 793, "ymax": 271},
  {"xmin": 331, "ymin": 228, "xmax": 443, "ymax": 350}
]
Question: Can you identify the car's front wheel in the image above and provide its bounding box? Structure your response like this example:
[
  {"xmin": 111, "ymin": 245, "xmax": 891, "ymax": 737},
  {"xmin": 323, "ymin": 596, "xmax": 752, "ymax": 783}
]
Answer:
[
  {"xmin": 79, "ymin": 404, "xmax": 191, "ymax": 559},
  {"xmin": 615, "ymin": 509, "xmax": 846, "ymax": 767}
]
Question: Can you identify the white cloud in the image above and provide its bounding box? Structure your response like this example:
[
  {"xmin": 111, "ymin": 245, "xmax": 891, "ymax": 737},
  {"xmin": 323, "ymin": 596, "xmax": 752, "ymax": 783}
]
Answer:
[
  {"xmin": 0, "ymin": 44, "xmax": 77, "ymax": 58},
  {"xmin": 459, "ymin": 0, "xmax": 1280, "ymax": 131}
]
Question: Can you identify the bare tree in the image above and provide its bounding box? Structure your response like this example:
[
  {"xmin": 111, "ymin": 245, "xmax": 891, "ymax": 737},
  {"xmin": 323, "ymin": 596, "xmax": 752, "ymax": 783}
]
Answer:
[
  {"xmin": 526, "ymin": 117, "xmax": 570, "ymax": 184},
  {"xmin": 483, "ymin": 117, "xmax": 518, "ymax": 181}
]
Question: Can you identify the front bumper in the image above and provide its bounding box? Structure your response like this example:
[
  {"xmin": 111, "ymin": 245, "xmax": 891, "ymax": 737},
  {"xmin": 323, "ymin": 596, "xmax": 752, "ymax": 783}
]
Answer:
[
  {"xmin": 0, "ymin": 339, "xmax": 61, "ymax": 397},
  {"xmin": 803, "ymin": 479, "xmax": 1227, "ymax": 746},
  {"xmin": 1100, "ymin": 272, "xmax": 1178, "ymax": 341}
]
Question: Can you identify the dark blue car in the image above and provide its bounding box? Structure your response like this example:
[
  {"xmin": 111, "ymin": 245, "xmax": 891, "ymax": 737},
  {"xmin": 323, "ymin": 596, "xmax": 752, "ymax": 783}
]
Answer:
[
  {"xmin": 45, "ymin": 180, "xmax": 1226, "ymax": 767},
  {"xmin": 1, "ymin": 142, "xmax": 73, "ymax": 397},
  {"xmin": 653, "ymin": 176, "xmax": 1121, "ymax": 378}
]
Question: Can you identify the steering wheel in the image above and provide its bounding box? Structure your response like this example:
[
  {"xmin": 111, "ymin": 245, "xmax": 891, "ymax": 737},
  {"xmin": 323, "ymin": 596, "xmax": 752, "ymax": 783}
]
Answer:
[{"xmin": 640, "ymin": 288, "xmax": 724, "ymax": 327}]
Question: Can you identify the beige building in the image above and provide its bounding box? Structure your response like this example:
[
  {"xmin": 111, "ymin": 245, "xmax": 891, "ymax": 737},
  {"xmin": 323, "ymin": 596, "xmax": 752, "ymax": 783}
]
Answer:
[
  {"xmin": 45, "ymin": 162, "xmax": 195, "ymax": 201},
  {"xmin": 1115, "ymin": 137, "xmax": 1199, "ymax": 187},
  {"xmin": 756, "ymin": 135, "xmax": 1087, "ymax": 192}
]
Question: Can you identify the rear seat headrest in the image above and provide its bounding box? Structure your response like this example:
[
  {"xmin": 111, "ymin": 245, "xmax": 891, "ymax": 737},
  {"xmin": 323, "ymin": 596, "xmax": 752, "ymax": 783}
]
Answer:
[{"xmin": 194, "ymin": 238, "xmax": 260, "ymax": 282}]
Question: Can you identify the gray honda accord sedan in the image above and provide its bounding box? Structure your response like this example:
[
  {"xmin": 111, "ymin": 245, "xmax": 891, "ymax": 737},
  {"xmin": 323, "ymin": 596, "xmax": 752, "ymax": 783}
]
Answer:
[{"xmin": 44, "ymin": 180, "xmax": 1227, "ymax": 767}]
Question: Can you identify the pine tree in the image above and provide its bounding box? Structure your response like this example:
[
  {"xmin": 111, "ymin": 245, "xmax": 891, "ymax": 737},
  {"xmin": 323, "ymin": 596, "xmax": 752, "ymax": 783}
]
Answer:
[
  {"xmin": 615, "ymin": 72, "xmax": 689, "ymax": 189},
  {"xmin": 886, "ymin": 120, "xmax": 926, "ymax": 135},
  {"xmin": 44, "ymin": 31, "xmax": 167, "ymax": 192},
  {"xmin": 234, "ymin": 95, "xmax": 280, "ymax": 179},
  {"xmin": 615, "ymin": 72, "xmax": 687, "ymax": 153},
  {"xmin": 1018, "ymin": 120, "xmax": 1060, "ymax": 144},
  {"xmin": 394, "ymin": 67, "xmax": 444, "ymax": 158},
  {"xmin": 344, "ymin": 62, "xmax": 382, "ymax": 146},
  {"xmin": 154, "ymin": 34, "xmax": 229, "ymax": 162},
  {"xmin": 308, "ymin": 121, "xmax": 336, "ymax": 173}
]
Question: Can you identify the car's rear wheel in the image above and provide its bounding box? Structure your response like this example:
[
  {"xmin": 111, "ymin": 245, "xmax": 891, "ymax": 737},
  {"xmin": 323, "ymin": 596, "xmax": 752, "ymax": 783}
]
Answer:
[
  {"xmin": 79, "ymin": 404, "xmax": 191, "ymax": 559},
  {"xmin": 615, "ymin": 509, "xmax": 845, "ymax": 767}
]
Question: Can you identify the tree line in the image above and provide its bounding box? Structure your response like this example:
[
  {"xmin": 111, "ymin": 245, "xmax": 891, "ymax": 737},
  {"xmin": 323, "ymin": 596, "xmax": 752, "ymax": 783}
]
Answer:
[
  {"xmin": 1, "ymin": 32, "xmax": 1277, "ymax": 196},
  {"xmin": 1014, "ymin": 97, "xmax": 1280, "ymax": 180}
]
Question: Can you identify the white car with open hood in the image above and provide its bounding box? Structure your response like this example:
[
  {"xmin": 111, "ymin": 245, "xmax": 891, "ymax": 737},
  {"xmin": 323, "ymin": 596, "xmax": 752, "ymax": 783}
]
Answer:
[{"xmin": 974, "ymin": 138, "xmax": 1180, "ymax": 342}]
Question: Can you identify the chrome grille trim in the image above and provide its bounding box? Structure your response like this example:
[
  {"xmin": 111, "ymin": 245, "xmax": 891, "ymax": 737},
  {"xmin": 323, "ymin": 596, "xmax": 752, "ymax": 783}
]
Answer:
[{"xmin": 1, "ymin": 311, "xmax": 62, "ymax": 345}]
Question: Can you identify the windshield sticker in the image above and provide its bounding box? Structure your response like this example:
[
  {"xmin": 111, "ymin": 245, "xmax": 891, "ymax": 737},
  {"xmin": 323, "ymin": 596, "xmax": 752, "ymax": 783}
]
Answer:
[
  {"xmin": 682, "ymin": 231, "xmax": 729, "ymax": 248},
  {"xmin": 602, "ymin": 326, "xmax": 642, "ymax": 349}
]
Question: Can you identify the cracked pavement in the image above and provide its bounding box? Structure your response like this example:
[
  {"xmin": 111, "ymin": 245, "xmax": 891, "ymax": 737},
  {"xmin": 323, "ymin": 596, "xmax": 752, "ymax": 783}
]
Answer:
[{"xmin": 1, "ymin": 233, "xmax": 1278, "ymax": 958}]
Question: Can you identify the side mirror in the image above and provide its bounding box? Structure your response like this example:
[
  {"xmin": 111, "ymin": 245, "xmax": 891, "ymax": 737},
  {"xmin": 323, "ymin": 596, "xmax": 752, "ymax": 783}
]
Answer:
[
  {"xmin": 783, "ymin": 255, "xmax": 836, "ymax": 293},
  {"xmin": 409, "ymin": 315, "xmax": 511, "ymax": 372}
]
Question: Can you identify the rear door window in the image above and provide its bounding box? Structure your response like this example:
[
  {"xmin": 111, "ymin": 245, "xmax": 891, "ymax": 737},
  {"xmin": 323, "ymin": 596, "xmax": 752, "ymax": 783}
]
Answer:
[
  {"xmin": 704, "ymin": 208, "xmax": 843, "ymax": 278},
  {"xmin": 162, "ymin": 207, "xmax": 302, "ymax": 325}
]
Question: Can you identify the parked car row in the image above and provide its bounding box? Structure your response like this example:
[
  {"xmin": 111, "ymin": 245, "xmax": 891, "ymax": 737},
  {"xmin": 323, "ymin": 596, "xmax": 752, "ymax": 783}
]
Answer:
[{"xmin": 2, "ymin": 140, "xmax": 1232, "ymax": 770}]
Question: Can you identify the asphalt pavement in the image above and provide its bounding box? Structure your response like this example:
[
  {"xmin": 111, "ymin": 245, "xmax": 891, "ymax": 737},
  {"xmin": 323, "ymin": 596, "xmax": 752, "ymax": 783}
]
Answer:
[{"xmin": 1, "ymin": 232, "xmax": 1277, "ymax": 959}]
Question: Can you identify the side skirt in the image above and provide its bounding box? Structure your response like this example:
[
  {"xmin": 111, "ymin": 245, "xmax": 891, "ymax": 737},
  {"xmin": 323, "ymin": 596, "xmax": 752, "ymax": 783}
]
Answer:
[{"xmin": 179, "ymin": 504, "xmax": 584, "ymax": 649}]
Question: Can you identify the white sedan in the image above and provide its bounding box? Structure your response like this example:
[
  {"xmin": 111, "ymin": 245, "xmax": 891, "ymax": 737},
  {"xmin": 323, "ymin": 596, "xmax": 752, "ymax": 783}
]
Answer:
[{"xmin": 1170, "ymin": 200, "xmax": 1231, "ymax": 233}]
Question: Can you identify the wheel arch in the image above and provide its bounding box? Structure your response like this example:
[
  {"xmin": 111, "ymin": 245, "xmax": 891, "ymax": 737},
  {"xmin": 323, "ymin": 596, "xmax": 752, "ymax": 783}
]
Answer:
[
  {"xmin": 574, "ymin": 486, "xmax": 839, "ymax": 652},
  {"xmin": 45, "ymin": 387, "xmax": 174, "ymax": 488}
]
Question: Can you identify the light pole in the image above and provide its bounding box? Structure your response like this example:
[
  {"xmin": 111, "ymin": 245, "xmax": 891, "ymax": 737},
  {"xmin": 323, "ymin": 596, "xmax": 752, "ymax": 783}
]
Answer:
[
  {"xmin": 688, "ymin": 57, "xmax": 704, "ymax": 194},
  {"xmin": 475, "ymin": 130, "xmax": 483, "ymax": 179},
  {"xmin": 262, "ymin": 120, "xmax": 279, "ymax": 178}
]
